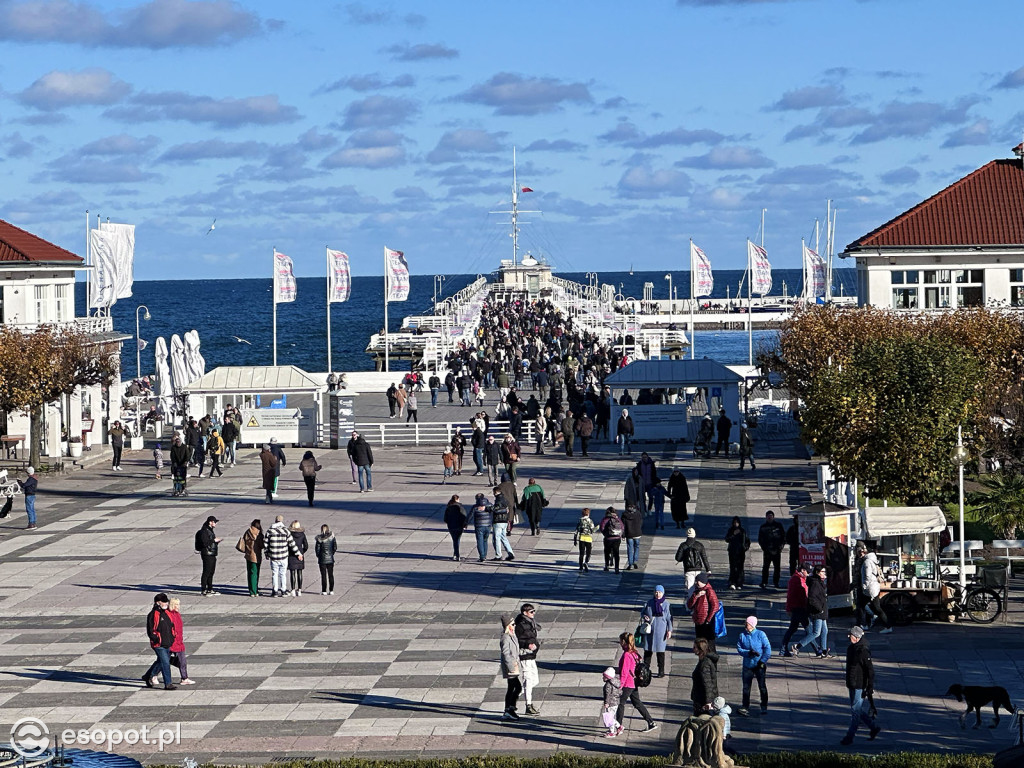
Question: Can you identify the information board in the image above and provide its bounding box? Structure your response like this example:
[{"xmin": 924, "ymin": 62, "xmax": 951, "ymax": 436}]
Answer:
[{"xmin": 239, "ymin": 408, "xmax": 301, "ymax": 445}]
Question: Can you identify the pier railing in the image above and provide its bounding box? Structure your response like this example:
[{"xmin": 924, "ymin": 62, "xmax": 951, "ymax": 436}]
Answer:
[{"xmin": 353, "ymin": 420, "xmax": 536, "ymax": 447}]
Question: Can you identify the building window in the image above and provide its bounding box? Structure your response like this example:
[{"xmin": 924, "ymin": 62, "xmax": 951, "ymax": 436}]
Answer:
[
  {"xmin": 891, "ymin": 270, "xmax": 919, "ymax": 285},
  {"xmin": 954, "ymin": 270, "xmax": 985, "ymax": 307},
  {"xmin": 892, "ymin": 287, "xmax": 918, "ymax": 309},
  {"xmin": 54, "ymin": 284, "xmax": 68, "ymax": 322},
  {"xmin": 924, "ymin": 286, "xmax": 951, "ymax": 309},
  {"xmin": 1011, "ymin": 270, "xmax": 1024, "ymax": 307},
  {"xmin": 923, "ymin": 270, "xmax": 952, "ymax": 284},
  {"xmin": 34, "ymin": 285, "xmax": 50, "ymax": 323}
]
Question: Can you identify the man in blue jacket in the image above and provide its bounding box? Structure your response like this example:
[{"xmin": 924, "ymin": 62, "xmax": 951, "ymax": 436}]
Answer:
[{"xmin": 736, "ymin": 615, "xmax": 771, "ymax": 716}]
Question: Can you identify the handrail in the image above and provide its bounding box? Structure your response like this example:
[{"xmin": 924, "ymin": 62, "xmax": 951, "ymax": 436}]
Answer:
[{"xmin": 352, "ymin": 419, "xmax": 536, "ymax": 447}]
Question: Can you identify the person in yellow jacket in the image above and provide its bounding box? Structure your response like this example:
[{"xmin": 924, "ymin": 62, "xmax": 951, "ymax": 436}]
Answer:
[{"xmin": 207, "ymin": 429, "xmax": 225, "ymax": 477}]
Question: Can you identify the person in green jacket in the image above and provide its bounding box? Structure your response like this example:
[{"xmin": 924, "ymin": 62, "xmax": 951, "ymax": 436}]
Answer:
[{"xmin": 520, "ymin": 478, "xmax": 547, "ymax": 535}]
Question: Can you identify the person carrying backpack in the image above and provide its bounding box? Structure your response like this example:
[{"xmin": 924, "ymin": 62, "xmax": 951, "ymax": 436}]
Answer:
[
  {"xmin": 675, "ymin": 527, "xmax": 711, "ymax": 597},
  {"xmin": 599, "ymin": 507, "xmax": 623, "ymax": 573},
  {"xmin": 614, "ymin": 631, "xmax": 658, "ymax": 734}
]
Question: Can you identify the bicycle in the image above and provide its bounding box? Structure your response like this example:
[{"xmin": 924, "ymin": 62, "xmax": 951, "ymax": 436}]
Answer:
[{"xmin": 942, "ymin": 579, "xmax": 1002, "ymax": 624}]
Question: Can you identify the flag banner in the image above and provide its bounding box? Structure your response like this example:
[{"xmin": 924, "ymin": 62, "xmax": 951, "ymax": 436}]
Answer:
[
  {"xmin": 274, "ymin": 250, "xmax": 297, "ymax": 304},
  {"xmin": 803, "ymin": 243, "xmax": 826, "ymax": 298},
  {"xmin": 89, "ymin": 228, "xmax": 118, "ymax": 309},
  {"xmin": 521, "ymin": 186, "xmax": 534, "ymax": 193},
  {"xmin": 327, "ymin": 248, "xmax": 351, "ymax": 303},
  {"xmin": 385, "ymin": 247, "xmax": 409, "ymax": 302},
  {"xmin": 748, "ymin": 241, "xmax": 772, "ymax": 295},
  {"xmin": 99, "ymin": 221, "xmax": 135, "ymax": 299},
  {"xmin": 691, "ymin": 241, "xmax": 713, "ymax": 298}
]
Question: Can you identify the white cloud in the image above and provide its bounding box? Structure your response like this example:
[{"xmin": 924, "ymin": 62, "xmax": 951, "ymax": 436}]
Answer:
[{"xmin": 19, "ymin": 68, "xmax": 131, "ymax": 110}]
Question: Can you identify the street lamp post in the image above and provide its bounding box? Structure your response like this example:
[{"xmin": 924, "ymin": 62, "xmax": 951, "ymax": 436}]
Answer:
[
  {"xmin": 665, "ymin": 273, "xmax": 673, "ymax": 314},
  {"xmin": 952, "ymin": 426, "xmax": 969, "ymax": 588},
  {"xmin": 433, "ymin": 275, "xmax": 446, "ymax": 307},
  {"xmin": 135, "ymin": 304, "xmax": 151, "ymax": 379}
]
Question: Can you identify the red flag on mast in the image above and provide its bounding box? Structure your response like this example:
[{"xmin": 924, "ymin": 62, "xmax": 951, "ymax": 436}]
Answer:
[{"xmin": 521, "ymin": 186, "xmax": 533, "ymax": 193}]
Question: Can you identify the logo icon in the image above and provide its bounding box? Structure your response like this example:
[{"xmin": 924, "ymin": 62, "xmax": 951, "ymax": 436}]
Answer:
[{"xmin": 11, "ymin": 717, "xmax": 49, "ymax": 758}]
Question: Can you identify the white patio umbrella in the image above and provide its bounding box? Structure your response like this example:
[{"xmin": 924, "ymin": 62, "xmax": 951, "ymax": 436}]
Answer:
[
  {"xmin": 183, "ymin": 329, "xmax": 206, "ymax": 383},
  {"xmin": 154, "ymin": 337, "xmax": 174, "ymax": 417}
]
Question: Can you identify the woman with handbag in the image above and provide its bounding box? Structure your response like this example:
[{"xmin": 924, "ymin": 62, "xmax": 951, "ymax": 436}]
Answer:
[
  {"xmin": 690, "ymin": 637, "xmax": 719, "ymax": 714},
  {"xmin": 501, "ymin": 434, "xmax": 521, "ymax": 482},
  {"xmin": 639, "ymin": 585, "xmax": 673, "ymax": 678},
  {"xmin": 238, "ymin": 519, "xmax": 263, "ymax": 597},
  {"xmin": 687, "ymin": 572, "xmax": 721, "ymax": 653},
  {"xmin": 499, "ymin": 612, "xmax": 523, "ymax": 720}
]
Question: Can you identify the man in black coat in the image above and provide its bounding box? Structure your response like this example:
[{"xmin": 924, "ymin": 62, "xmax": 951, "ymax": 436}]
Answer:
[
  {"xmin": 386, "ymin": 383, "xmax": 398, "ymax": 417},
  {"xmin": 197, "ymin": 515, "xmax": 222, "ymax": 596},
  {"xmin": 758, "ymin": 510, "xmax": 786, "ymax": 589},
  {"xmin": 841, "ymin": 626, "xmax": 880, "ymax": 745},
  {"xmin": 514, "ymin": 604, "xmax": 542, "ymax": 715},
  {"xmin": 221, "ymin": 418, "xmax": 239, "ymax": 465},
  {"xmin": 714, "ymin": 408, "xmax": 733, "ymax": 457},
  {"xmin": 346, "ymin": 430, "xmax": 374, "ymax": 492}
]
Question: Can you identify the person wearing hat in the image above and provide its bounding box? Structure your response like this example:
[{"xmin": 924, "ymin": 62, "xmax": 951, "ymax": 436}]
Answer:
[
  {"xmin": 514, "ymin": 604, "xmax": 542, "ymax": 715},
  {"xmin": 196, "ymin": 515, "xmax": 222, "ymax": 596},
  {"xmin": 674, "ymin": 527, "xmax": 711, "ymax": 598},
  {"xmin": 840, "ymin": 626, "xmax": 880, "ymax": 745},
  {"xmin": 687, "ymin": 572, "xmax": 721, "ymax": 652},
  {"xmin": 735, "ymin": 615, "xmax": 771, "ymax": 716},
  {"xmin": 143, "ymin": 593, "xmax": 177, "ymax": 690},
  {"xmin": 639, "ymin": 586, "xmax": 673, "ymax": 678},
  {"xmin": 738, "ymin": 422, "xmax": 756, "ymax": 471},
  {"xmin": 16, "ymin": 467, "xmax": 38, "ymax": 529},
  {"xmin": 781, "ymin": 561, "xmax": 811, "ymax": 656},
  {"xmin": 499, "ymin": 612, "xmax": 523, "ymax": 720}
]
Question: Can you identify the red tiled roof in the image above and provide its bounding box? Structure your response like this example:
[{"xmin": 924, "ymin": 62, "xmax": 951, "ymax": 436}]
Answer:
[
  {"xmin": 0, "ymin": 219, "xmax": 82, "ymax": 263},
  {"xmin": 846, "ymin": 158, "xmax": 1024, "ymax": 250}
]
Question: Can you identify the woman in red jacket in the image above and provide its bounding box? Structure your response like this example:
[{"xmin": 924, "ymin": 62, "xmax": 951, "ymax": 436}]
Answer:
[
  {"xmin": 613, "ymin": 632, "xmax": 657, "ymax": 736},
  {"xmin": 164, "ymin": 597, "xmax": 196, "ymax": 685},
  {"xmin": 687, "ymin": 572, "xmax": 721, "ymax": 652}
]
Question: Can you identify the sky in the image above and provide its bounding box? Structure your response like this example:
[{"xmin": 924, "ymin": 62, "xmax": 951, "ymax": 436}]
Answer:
[{"xmin": 2, "ymin": 0, "xmax": 1024, "ymax": 281}]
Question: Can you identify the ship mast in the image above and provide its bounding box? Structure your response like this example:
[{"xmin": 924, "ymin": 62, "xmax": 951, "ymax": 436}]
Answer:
[{"xmin": 492, "ymin": 147, "xmax": 538, "ymax": 267}]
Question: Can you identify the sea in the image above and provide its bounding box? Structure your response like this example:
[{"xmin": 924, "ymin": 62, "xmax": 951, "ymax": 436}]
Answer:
[{"xmin": 75, "ymin": 268, "xmax": 857, "ymax": 377}]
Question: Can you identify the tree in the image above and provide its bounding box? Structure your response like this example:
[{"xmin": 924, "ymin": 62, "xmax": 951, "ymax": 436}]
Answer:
[
  {"xmin": 0, "ymin": 325, "xmax": 119, "ymax": 468},
  {"xmin": 968, "ymin": 472, "xmax": 1024, "ymax": 538},
  {"xmin": 759, "ymin": 305, "xmax": 1014, "ymax": 503}
]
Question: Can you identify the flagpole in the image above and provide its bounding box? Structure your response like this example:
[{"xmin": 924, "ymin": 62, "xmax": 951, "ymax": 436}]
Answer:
[
  {"xmin": 689, "ymin": 239, "xmax": 696, "ymax": 360},
  {"xmin": 85, "ymin": 210, "xmax": 91, "ymax": 315},
  {"xmin": 747, "ymin": 240, "xmax": 753, "ymax": 366},
  {"xmin": 274, "ymin": 247, "xmax": 278, "ymax": 364},
  {"xmin": 326, "ymin": 246, "xmax": 332, "ymax": 375},
  {"xmin": 383, "ymin": 247, "xmax": 390, "ymax": 373},
  {"xmin": 801, "ymin": 239, "xmax": 807, "ymax": 304}
]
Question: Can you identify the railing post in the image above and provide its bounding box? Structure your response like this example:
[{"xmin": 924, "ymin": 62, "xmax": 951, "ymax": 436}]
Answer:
[
  {"xmin": 379, "ymin": 423, "xmax": 386, "ymax": 446},
  {"xmin": 415, "ymin": 422, "xmax": 420, "ymax": 446}
]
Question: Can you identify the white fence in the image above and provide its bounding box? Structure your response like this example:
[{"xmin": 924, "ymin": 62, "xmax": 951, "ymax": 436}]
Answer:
[{"xmin": 353, "ymin": 420, "xmax": 537, "ymax": 447}]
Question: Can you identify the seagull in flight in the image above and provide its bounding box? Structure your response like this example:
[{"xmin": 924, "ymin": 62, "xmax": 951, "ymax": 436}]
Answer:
[
  {"xmin": 231, "ymin": 335, "xmax": 251, "ymax": 345},
  {"xmin": 205, "ymin": 219, "xmax": 217, "ymax": 235}
]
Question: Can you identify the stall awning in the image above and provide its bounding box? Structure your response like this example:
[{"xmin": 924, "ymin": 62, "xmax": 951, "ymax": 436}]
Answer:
[
  {"xmin": 792, "ymin": 501, "xmax": 855, "ymax": 516},
  {"xmin": 182, "ymin": 366, "xmax": 324, "ymax": 394},
  {"xmin": 863, "ymin": 506, "xmax": 946, "ymax": 538},
  {"xmin": 604, "ymin": 359, "xmax": 743, "ymax": 389}
]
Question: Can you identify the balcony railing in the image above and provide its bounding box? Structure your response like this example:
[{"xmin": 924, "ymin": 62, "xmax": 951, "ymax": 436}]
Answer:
[{"xmin": 3, "ymin": 316, "xmax": 114, "ymax": 334}]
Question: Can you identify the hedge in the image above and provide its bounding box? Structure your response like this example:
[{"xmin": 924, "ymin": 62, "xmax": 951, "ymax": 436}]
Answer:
[{"xmin": 156, "ymin": 752, "xmax": 994, "ymax": 768}]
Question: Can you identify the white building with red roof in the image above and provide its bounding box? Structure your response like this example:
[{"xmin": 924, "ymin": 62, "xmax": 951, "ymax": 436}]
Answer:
[
  {"xmin": 1, "ymin": 219, "xmax": 127, "ymax": 462},
  {"xmin": 842, "ymin": 145, "xmax": 1024, "ymax": 310}
]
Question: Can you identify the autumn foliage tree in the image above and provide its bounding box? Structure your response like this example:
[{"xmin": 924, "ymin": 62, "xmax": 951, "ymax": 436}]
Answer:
[
  {"xmin": 0, "ymin": 325, "xmax": 119, "ymax": 468},
  {"xmin": 760, "ymin": 305, "xmax": 1024, "ymax": 504}
]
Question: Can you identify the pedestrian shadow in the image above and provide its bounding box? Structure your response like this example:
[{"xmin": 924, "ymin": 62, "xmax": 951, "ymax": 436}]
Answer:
[
  {"xmin": 316, "ymin": 689, "xmax": 659, "ymax": 754},
  {"xmin": 0, "ymin": 668, "xmax": 139, "ymax": 688},
  {"xmin": 70, "ymin": 582, "xmax": 250, "ymax": 597}
]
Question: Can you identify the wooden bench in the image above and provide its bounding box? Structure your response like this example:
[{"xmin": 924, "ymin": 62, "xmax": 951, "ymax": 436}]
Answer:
[{"xmin": 992, "ymin": 539, "xmax": 1024, "ymax": 575}]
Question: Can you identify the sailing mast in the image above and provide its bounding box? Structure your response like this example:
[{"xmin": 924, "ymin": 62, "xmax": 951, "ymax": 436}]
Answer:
[{"xmin": 491, "ymin": 148, "xmax": 537, "ymax": 267}]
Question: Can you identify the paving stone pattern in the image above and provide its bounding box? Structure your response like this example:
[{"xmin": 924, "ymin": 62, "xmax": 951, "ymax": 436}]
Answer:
[{"xmin": 0, "ymin": 399, "xmax": 1020, "ymax": 763}]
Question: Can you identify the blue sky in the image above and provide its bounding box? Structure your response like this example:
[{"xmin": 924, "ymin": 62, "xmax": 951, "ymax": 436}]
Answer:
[{"xmin": 1, "ymin": 0, "xmax": 1023, "ymax": 280}]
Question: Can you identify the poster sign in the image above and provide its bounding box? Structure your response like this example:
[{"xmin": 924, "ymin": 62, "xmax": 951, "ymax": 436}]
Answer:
[
  {"xmin": 329, "ymin": 394, "xmax": 355, "ymax": 449},
  {"xmin": 239, "ymin": 408, "xmax": 301, "ymax": 445}
]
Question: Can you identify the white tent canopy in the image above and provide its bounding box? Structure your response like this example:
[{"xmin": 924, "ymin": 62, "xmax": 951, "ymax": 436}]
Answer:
[{"xmin": 862, "ymin": 506, "xmax": 947, "ymax": 538}]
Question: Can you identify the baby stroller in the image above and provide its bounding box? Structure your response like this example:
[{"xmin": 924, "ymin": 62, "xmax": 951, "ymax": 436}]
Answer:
[
  {"xmin": 0, "ymin": 469, "xmax": 22, "ymax": 518},
  {"xmin": 171, "ymin": 465, "xmax": 189, "ymax": 497},
  {"xmin": 693, "ymin": 416, "xmax": 714, "ymax": 458}
]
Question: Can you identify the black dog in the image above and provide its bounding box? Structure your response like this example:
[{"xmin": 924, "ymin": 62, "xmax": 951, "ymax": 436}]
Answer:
[{"xmin": 946, "ymin": 684, "xmax": 1015, "ymax": 729}]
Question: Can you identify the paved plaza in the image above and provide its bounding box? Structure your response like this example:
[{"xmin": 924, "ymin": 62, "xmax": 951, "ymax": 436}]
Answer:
[{"xmin": 0, "ymin": 398, "xmax": 1019, "ymax": 763}]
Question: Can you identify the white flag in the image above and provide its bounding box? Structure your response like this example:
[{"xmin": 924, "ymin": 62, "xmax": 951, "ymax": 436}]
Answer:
[
  {"xmin": 99, "ymin": 221, "xmax": 135, "ymax": 299},
  {"xmin": 690, "ymin": 241, "xmax": 713, "ymax": 298},
  {"xmin": 748, "ymin": 241, "xmax": 772, "ymax": 295},
  {"xmin": 273, "ymin": 250, "xmax": 297, "ymax": 304},
  {"xmin": 803, "ymin": 243, "xmax": 826, "ymax": 298},
  {"xmin": 89, "ymin": 228, "xmax": 118, "ymax": 309},
  {"xmin": 327, "ymin": 248, "xmax": 351, "ymax": 303},
  {"xmin": 385, "ymin": 247, "xmax": 409, "ymax": 302}
]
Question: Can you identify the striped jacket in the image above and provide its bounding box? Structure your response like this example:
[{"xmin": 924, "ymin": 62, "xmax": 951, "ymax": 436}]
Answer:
[{"xmin": 264, "ymin": 522, "xmax": 299, "ymax": 561}]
